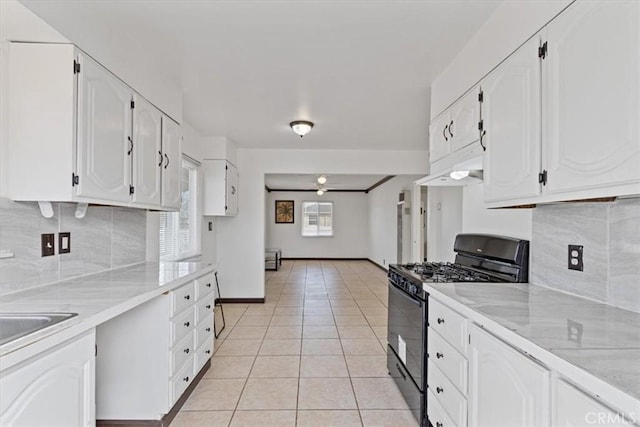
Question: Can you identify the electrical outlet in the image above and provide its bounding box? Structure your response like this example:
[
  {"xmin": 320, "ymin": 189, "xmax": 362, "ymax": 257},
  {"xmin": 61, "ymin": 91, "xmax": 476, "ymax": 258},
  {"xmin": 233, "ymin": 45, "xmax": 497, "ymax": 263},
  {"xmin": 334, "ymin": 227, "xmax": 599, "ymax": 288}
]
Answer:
[
  {"xmin": 59, "ymin": 232, "xmax": 71, "ymax": 254},
  {"xmin": 41, "ymin": 233, "xmax": 55, "ymax": 257},
  {"xmin": 567, "ymin": 319, "xmax": 583, "ymax": 344},
  {"xmin": 568, "ymin": 245, "xmax": 584, "ymax": 271},
  {"xmin": 383, "ymin": 259, "xmax": 386, "ymax": 265}
]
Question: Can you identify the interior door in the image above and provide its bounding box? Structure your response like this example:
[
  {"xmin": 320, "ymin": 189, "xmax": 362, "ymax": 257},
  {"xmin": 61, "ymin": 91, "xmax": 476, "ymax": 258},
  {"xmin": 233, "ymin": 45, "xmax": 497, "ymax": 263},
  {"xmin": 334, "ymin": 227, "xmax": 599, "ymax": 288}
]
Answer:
[
  {"xmin": 76, "ymin": 53, "xmax": 132, "ymax": 202},
  {"xmin": 161, "ymin": 116, "xmax": 182, "ymax": 209},
  {"xmin": 132, "ymin": 95, "xmax": 162, "ymax": 206},
  {"xmin": 483, "ymin": 36, "xmax": 542, "ymax": 203},
  {"xmin": 543, "ymin": 0, "xmax": 640, "ymax": 194}
]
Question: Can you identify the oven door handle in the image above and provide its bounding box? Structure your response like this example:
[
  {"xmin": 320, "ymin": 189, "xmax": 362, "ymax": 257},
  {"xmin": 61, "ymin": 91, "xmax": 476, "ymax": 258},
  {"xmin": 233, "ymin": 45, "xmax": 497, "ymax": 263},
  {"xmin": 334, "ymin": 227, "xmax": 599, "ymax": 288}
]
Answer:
[{"xmin": 389, "ymin": 282, "xmax": 423, "ymax": 307}]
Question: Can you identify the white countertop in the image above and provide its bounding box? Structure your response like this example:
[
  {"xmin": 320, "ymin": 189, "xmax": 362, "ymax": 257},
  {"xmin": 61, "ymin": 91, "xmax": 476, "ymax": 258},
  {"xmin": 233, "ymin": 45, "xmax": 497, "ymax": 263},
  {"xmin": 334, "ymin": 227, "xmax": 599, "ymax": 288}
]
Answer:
[
  {"xmin": 424, "ymin": 281, "xmax": 640, "ymax": 412},
  {"xmin": 0, "ymin": 261, "xmax": 216, "ymax": 367}
]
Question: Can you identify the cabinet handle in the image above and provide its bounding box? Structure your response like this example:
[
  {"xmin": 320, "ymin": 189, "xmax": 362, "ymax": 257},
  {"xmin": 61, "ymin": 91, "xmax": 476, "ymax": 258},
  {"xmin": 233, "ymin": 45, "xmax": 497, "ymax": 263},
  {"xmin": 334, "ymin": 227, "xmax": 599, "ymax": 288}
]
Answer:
[
  {"xmin": 443, "ymin": 125, "xmax": 449, "ymax": 142},
  {"xmin": 436, "ymin": 352, "xmax": 444, "ymax": 359},
  {"xmin": 127, "ymin": 136, "xmax": 133, "ymax": 155},
  {"xmin": 184, "ymin": 295, "xmax": 190, "ymax": 300},
  {"xmin": 206, "ymin": 327, "xmax": 211, "ymax": 332},
  {"xmin": 158, "ymin": 151, "xmax": 163, "ymax": 167},
  {"xmin": 436, "ymin": 386, "xmax": 444, "ymax": 394},
  {"xmin": 206, "ymin": 305, "xmax": 211, "ymax": 309},
  {"xmin": 206, "ymin": 283, "xmax": 211, "ymax": 288},
  {"xmin": 183, "ymin": 376, "xmax": 189, "ymax": 382},
  {"xmin": 437, "ymin": 317, "xmax": 445, "ymax": 324},
  {"xmin": 436, "ymin": 422, "xmax": 443, "ymax": 427},
  {"xmin": 184, "ymin": 348, "xmax": 190, "ymax": 354},
  {"xmin": 164, "ymin": 153, "xmax": 170, "ymax": 169},
  {"xmin": 205, "ymin": 349, "xmax": 211, "ymax": 355},
  {"xmin": 448, "ymin": 120, "xmax": 454, "ymax": 137},
  {"xmin": 184, "ymin": 321, "xmax": 190, "ymax": 327},
  {"xmin": 231, "ymin": 185, "xmax": 236, "ymax": 195}
]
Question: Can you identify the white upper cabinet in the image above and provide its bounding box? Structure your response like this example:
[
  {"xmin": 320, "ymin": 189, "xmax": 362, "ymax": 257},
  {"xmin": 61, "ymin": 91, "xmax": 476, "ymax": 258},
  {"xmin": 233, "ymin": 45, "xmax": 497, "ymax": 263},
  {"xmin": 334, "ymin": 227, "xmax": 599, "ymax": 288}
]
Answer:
[
  {"xmin": 132, "ymin": 95, "xmax": 162, "ymax": 206},
  {"xmin": 203, "ymin": 160, "xmax": 238, "ymax": 216},
  {"xmin": 161, "ymin": 117, "xmax": 182, "ymax": 209},
  {"xmin": 449, "ymin": 88, "xmax": 481, "ymax": 153},
  {"xmin": 469, "ymin": 324, "xmax": 550, "ymax": 427},
  {"xmin": 8, "ymin": 42, "xmax": 181, "ymax": 211},
  {"xmin": 429, "ymin": 110, "xmax": 452, "ymax": 165},
  {"xmin": 542, "ymin": 0, "xmax": 640, "ymax": 196},
  {"xmin": 76, "ymin": 52, "xmax": 133, "ymax": 202},
  {"xmin": 483, "ymin": 36, "xmax": 542, "ymax": 203},
  {"xmin": 482, "ymin": 0, "xmax": 640, "ymax": 207}
]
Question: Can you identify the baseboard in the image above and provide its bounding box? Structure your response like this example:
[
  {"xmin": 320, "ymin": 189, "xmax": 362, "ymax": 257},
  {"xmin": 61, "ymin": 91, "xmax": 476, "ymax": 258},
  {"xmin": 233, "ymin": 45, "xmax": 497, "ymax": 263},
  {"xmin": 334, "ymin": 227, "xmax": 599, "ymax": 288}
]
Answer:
[
  {"xmin": 219, "ymin": 297, "xmax": 265, "ymax": 304},
  {"xmin": 282, "ymin": 257, "xmax": 369, "ymax": 261},
  {"xmin": 97, "ymin": 359, "xmax": 211, "ymax": 427},
  {"xmin": 367, "ymin": 258, "xmax": 389, "ymax": 272}
]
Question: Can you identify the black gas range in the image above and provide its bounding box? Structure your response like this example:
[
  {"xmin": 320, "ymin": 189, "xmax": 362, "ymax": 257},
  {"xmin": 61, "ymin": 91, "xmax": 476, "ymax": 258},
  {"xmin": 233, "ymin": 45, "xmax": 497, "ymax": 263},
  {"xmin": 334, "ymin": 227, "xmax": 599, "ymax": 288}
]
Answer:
[{"xmin": 387, "ymin": 234, "xmax": 530, "ymax": 427}]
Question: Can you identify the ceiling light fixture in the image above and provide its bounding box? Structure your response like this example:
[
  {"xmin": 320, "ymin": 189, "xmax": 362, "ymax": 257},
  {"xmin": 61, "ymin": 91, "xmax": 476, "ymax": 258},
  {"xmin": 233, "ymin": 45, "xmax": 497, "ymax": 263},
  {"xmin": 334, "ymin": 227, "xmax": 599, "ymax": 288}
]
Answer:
[
  {"xmin": 317, "ymin": 175, "xmax": 327, "ymax": 185},
  {"xmin": 290, "ymin": 120, "xmax": 314, "ymax": 138},
  {"xmin": 450, "ymin": 170, "xmax": 470, "ymax": 180}
]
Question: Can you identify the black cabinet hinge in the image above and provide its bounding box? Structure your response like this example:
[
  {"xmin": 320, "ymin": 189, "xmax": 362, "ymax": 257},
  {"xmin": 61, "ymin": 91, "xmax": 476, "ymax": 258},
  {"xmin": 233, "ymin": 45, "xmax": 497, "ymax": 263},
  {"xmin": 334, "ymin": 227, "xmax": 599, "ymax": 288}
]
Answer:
[
  {"xmin": 130, "ymin": 100, "xmax": 135, "ymax": 109},
  {"xmin": 478, "ymin": 91, "xmax": 484, "ymax": 103},
  {"xmin": 95, "ymin": 344, "xmax": 98, "ymax": 357},
  {"xmin": 538, "ymin": 170, "xmax": 548, "ymax": 186},
  {"xmin": 73, "ymin": 60, "xmax": 81, "ymax": 74},
  {"xmin": 225, "ymin": 164, "xmax": 228, "ymax": 170},
  {"xmin": 538, "ymin": 41, "xmax": 548, "ymax": 59},
  {"xmin": 72, "ymin": 173, "xmax": 79, "ymax": 186},
  {"xmin": 225, "ymin": 205, "xmax": 228, "ymax": 211},
  {"xmin": 129, "ymin": 185, "xmax": 135, "ymax": 195},
  {"xmin": 478, "ymin": 120, "xmax": 484, "ymax": 132}
]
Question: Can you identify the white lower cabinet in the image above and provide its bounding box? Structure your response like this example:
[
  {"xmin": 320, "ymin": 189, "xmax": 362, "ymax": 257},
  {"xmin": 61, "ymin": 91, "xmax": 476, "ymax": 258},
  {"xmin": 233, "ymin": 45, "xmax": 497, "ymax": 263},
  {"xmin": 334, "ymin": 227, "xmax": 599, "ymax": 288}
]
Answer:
[
  {"xmin": 96, "ymin": 272, "xmax": 215, "ymax": 421},
  {"xmin": 554, "ymin": 379, "xmax": 632, "ymax": 427},
  {"xmin": 468, "ymin": 323, "xmax": 550, "ymax": 427},
  {"xmin": 0, "ymin": 330, "xmax": 96, "ymax": 426}
]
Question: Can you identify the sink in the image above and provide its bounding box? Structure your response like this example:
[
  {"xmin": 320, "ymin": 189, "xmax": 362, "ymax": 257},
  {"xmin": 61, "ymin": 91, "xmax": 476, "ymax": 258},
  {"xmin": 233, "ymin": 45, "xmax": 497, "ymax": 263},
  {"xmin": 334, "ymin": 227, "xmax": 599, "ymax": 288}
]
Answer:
[{"xmin": 0, "ymin": 313, "xmax": 78, "ymax": 346}]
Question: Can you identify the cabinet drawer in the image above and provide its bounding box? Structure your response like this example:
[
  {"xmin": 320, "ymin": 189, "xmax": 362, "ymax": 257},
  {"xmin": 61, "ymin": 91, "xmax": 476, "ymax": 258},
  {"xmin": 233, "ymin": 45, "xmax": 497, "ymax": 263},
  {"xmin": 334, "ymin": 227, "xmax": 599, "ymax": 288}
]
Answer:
[
  {"xmin": 427, "ymin": 388, "xmax": 458, "ymax": 427},
  {"xmin": 196, "ymin": 295, "xmax": 215, "ymax": 323},
  {"xmin": 170, "ymin": 282, "xmax": 195, "ymax": 316},
  {"xmin": 428, "ymin": 360, "xmax": 467, "ymax": 427},
  {"xmin": 428, "ymin": 328, "xmax": 468, "ymax": 394},
  {"xmin": 170, "ymin": 332, "xmax": 195, "ymax": 376},
  {"xmin": 196, "ymin": 273, "xmax": 215, "ymax": 300},
  {"xmin": 195, "ymin": 313, "xmax": 214, "ymax": 349},
  {"xmin": 429, "ymin": 298, "xmax": 467, "ymax": 353},
  {"xmin": 170, "ymin": 307, "xmax": 195, "ymax": 346},
  {"xmin": 194, "ymin": 336, "xmax": 214, "ymax": 375},
  {"xmin": 170, "ymin": 358, "xmax": 193, "ymax": 407}
]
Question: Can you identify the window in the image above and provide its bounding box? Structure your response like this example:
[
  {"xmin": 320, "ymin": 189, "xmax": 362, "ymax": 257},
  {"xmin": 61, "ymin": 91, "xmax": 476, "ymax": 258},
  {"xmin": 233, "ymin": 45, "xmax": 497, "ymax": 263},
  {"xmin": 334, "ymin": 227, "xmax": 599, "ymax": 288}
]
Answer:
[
  {"xmin": 302, "ymin": 201, "xmax": 333, "ymax": 237},
  {"xmin": 159, "ymin": 156, "xmax": 200, "ymax": 260}
]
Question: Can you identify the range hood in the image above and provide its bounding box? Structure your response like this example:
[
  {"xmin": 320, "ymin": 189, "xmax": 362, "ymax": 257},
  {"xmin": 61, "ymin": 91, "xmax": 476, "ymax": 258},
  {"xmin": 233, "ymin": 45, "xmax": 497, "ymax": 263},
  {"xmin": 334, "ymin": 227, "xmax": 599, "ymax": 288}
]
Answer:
[{"xmin": 417, "ymin": 142, "xmax": 484, "ymax": 186}]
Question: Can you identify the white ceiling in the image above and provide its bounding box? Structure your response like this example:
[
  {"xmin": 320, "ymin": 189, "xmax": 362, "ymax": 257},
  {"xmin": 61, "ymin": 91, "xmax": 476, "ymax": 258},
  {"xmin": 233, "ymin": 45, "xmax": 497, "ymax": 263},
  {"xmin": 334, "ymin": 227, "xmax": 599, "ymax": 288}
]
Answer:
[
  {"xmin": 21, "ymin": 0, "xmax": 500, "ymax": 151},
  {"xmin": 265, "ymin": 174, "xmax": 391, "ymax": 191}
]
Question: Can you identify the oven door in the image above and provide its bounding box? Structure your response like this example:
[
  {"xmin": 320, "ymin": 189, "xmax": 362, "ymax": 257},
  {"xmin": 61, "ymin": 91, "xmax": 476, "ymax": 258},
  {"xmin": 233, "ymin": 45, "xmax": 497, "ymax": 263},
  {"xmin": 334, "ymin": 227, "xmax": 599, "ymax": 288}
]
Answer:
[{"xmin": 387, "ymin": 281, "xmax": 425, "ymax": 390}]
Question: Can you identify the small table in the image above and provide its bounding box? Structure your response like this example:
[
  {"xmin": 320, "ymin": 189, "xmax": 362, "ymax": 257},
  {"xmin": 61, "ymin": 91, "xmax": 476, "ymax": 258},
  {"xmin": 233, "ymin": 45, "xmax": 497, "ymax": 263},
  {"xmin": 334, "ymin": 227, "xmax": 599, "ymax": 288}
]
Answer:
[{"xmin": 265, "ymin": 248, "xmax": 282, "ymax": 271}]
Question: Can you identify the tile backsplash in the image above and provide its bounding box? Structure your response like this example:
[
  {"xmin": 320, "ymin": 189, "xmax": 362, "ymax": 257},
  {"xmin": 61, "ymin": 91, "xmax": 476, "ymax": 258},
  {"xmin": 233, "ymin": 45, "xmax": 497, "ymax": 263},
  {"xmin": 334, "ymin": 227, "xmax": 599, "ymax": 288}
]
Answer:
[
  {"xmin": 532, "ymin": 198, "xmax": 640, "ymax": 313},
  {"xmin": 0, "ymin": 198, "xmax": 146, "ymax": 295}
]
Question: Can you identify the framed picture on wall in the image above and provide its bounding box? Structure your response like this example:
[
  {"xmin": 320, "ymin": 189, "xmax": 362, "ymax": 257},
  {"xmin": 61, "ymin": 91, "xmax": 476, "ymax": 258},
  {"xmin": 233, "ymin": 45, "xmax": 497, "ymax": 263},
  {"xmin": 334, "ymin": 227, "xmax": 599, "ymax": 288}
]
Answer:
[{"xmin": 275, "ymin": 200, "xmax": 294, "ymax": 223}]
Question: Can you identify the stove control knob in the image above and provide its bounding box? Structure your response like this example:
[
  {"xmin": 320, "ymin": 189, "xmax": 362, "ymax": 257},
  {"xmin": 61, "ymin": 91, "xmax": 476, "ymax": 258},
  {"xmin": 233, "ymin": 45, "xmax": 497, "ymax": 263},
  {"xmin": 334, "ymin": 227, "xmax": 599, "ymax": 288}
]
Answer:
[{"xmin": 409, "ymin": 284, "xmax": 418, "ymax": 294}]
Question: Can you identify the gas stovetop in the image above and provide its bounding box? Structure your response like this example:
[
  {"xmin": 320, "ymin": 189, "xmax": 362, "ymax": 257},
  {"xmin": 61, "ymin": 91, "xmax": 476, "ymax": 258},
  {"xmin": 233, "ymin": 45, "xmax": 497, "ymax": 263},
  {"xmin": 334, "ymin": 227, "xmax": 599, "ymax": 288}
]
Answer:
[{"xmin": 392, "ymin": 262, "xmax": 501, "ymax": 283}]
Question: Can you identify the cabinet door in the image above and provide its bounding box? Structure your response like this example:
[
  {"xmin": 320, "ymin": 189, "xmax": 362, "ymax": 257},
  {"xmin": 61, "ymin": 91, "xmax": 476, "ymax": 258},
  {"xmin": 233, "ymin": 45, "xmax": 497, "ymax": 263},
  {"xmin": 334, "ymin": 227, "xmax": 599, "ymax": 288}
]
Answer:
[
  {"xmin": 225, "ymin": 162, "xmax": 238, "ymax": 216},
  {"xmin": 76, "ymin": 53, "xmax": 132, "ymax": 202},
  {"xmin": 483, "ymin": 36, "xmax": 542, "ymax": 203},
  {"xmin": 0, "ymin": 331, "xmax": 95, "ymax": 426},
  {"xmin": 132, "ymin": 95, "xmax": 162, "ymax": 206},
  {"xmin": 429, "ymin": 111, "xmax": 451, "ymax": 165},
  {"xmin": 554, "ymin": 379, "xmax": 629, "ymax": 427},
  {"xmin": 543, "ymin": 0, "xmax": 640, "ymax": 195},
  {"xmin": 469, "ymin": 324, "xmax": 550, "ymax": 427},
  {"xmin": 450, "ymin": 88, "xmax": 481, "ymax": 152},
  {"xmin": 161, "ymin": 116, "xmax": 182, "ymax": 209}
]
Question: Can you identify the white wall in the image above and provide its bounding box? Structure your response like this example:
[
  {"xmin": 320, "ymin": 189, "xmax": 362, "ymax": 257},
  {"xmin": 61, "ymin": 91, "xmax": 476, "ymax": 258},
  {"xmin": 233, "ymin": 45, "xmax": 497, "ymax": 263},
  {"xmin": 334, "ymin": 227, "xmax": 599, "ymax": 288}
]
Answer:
[
  {"xmin": 213, "ymin": 149, "xmax": 428, "ymax": 299},
  {"xmin": 426, "ymin": 186, "xmax": 463, "ymax": 262},
  {"xmin": 461, "ymin": 184, "xmax": 532, "ymax": 240},
  {"xmin": 430, "ymin": 0, "xmax": 571, "ymax": 118},
  {"xmin": 265, "ymin": 191, "xmax": 368, "ymax": 259},
  {"xmin": 367, "ymin": 175, "xmax": 421, "ymax": 268}
]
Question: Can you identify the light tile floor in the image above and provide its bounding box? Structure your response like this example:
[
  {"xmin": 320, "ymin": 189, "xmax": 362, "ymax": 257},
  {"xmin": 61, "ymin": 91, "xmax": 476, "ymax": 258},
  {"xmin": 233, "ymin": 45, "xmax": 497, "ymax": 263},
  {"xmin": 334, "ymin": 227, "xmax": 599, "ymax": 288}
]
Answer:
[{"xmin": 173, "ymin": 260, "xmax": 419, "ymax": 427}]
